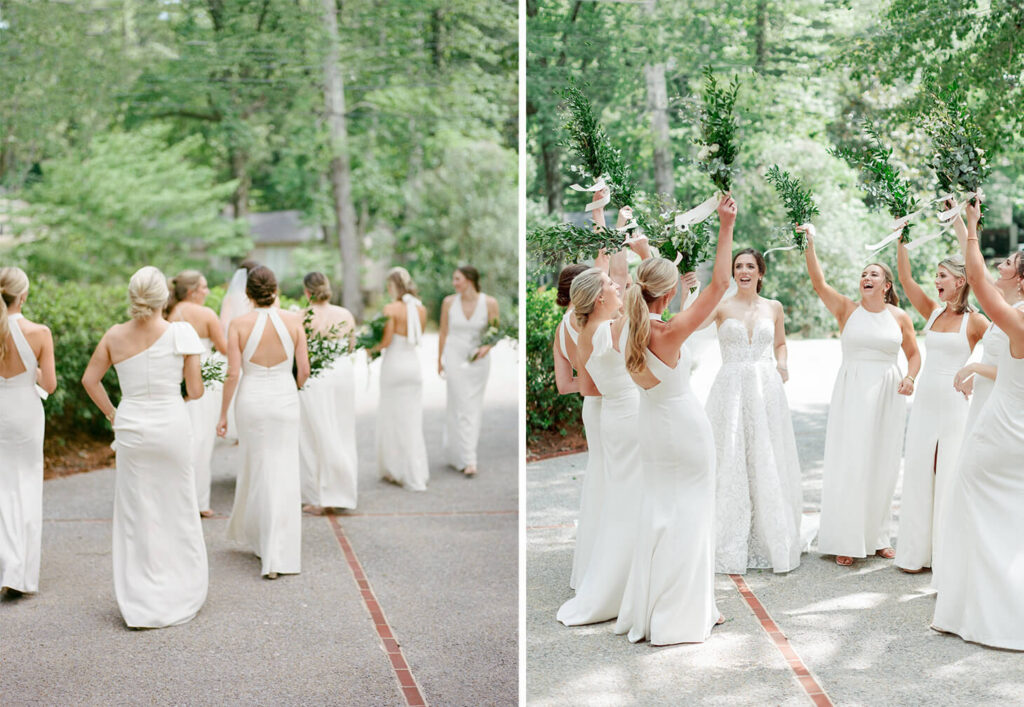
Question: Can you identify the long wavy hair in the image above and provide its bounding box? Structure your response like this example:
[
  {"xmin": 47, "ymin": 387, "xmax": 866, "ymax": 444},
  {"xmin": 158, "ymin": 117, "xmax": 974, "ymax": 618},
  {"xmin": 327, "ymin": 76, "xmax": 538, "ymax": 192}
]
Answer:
[
  {"xmin": 937, "ymin": 255, "xmax": 973, "ymax": 314},
  {"xmin": 568, "ymin": 268, "xmax": 604, "ymax": 329}
]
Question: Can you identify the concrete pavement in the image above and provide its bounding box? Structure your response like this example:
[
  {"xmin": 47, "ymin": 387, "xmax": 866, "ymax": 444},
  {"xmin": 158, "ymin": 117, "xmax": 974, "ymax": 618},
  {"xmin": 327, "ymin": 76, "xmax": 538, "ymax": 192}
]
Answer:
[
  {"xmin": 527, "ymin": 337, "xmax": 1024, "ymax": 706},
  {"xmin": 1, "ymin": 335, "xmax": 518, "ymax": 706}
]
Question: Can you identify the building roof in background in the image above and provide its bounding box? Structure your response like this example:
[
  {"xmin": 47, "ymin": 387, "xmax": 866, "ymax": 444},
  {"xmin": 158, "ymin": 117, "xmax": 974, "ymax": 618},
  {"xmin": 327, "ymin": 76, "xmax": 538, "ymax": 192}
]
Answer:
[{"xmin": 247, "ymin": 210, "xmax": 321, "ymax": 245}]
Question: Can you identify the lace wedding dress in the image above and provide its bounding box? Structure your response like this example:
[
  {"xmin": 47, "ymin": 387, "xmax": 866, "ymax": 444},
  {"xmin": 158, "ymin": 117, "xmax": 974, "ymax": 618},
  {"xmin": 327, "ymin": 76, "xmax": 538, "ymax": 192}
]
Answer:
[{"xmin": 706, "ymin": 317, "xmax": 802, "ymax": 575}]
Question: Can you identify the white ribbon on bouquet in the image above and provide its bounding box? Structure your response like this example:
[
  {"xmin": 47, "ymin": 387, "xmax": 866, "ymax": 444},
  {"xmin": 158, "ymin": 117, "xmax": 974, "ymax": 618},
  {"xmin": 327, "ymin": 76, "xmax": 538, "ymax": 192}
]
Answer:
[
  {"xmin": 569, "ymin": 177, "xmax": 610, "ymax": 212},
  {"xmin": 674, "ymin": 193, "xmax": 720, "ymax": 229}
]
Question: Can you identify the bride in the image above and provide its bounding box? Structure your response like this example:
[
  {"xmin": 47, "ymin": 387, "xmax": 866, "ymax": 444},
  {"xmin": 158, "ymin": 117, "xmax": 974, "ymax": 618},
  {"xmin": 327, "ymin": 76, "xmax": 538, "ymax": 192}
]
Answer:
[{"xmin": 702, "ymin": 248, "xmax": 803, "ymax": 575}]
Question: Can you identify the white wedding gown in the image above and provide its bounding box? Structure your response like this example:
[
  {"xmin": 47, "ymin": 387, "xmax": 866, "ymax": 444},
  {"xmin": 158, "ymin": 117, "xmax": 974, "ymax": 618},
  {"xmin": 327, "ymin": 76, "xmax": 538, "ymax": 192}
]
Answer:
[
  {"xmin": 377, "ymin": 295, "xmax": 429, "ymax": 491},
  {"xmin": 707, "ymin": 317, "xmax": 802, "ymax": 575},
  {"xmin": 895, "ymin": 306, "xmax": 970, "ymax": 573},
  {"xmin": 300, "ymin": 354, "xmax": 358, "ymax": 509},
  {"xmin": 963, "ymin": 301, "xmax": 1024, "ymax": 433},
  {"xmin": 227, "ymin": 308, "xmax": 302, "ymax": 576},
  {"xmin": 187, "ymin": 338, "xmax": 222, "ymax": 514},
  {"xmin": 559, "ymin": 310, "xmax": 603, "ymax": 590},
  {"xmin": 443, "ymin": 293, "xmax": 490, "ymax": 471},
  {"xmin": 615, "ymin": 331, "xmax": 719, "ymax": 645},
  {"xmin": 0, "ymin": 314, "xmax": 44, "ymax": 594},
  {"xmin": 111, "ymin": 322, "xmax": 208, "ymax": 627},
  {"xmin": 558, "ymin": 320, "xmax": 642, "ymax": 626},
  {"xmin": 817, "ymin": 306, "xmax": 906, "ymax": 558},
  {"xmin": 932, "ymin": 335, "xmax": 1024, "ymax": 650}
]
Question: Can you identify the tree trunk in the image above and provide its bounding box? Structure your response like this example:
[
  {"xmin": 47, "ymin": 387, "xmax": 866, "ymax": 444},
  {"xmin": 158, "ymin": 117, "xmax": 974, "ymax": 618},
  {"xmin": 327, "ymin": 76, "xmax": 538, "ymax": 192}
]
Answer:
[
  {"xmin": 541, "ymin": 136, "xmax": 562, "ymax": 216},
  {"xmin": 320, "ymin": 0, "xmax": 363, "ymax": 318},
  {"xmin": 644, "ymin": 62, "xmax": 673, "ymax": 196},
  {"xmin": 230, "ymin": 147, "xmax": 249, "ymax": 218},
  {"xmin": 754, "ymin": 0, "xmax": 768, "ymax": 71}
]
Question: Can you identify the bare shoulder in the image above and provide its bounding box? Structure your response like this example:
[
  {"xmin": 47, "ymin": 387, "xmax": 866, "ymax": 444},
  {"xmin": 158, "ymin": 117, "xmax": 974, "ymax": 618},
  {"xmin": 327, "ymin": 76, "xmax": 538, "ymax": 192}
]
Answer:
[
  {"xmin": 485, "ymin": 294, "xmax": 499, "ymax": 308},
  {"xmin": 383, "ymin": 301, "xmax": 403, "ymax": 316},
  {"xmin": 277, "ymin": 309, "xmax": 302, "ymax": 325},
  {"xmin": 766, "ymin": 298, "xmax": 785, "ymax": 315},
  {"xmin": 887, "ymin": 303, "xmax": 911, "ymax": 324},
  {"xmin": 441, "ymin": 294, "xmax": 456, "ymax": 309},
  {"xmin": 19, "ymin": 317, "xmax": 51, "ymax": 336}
]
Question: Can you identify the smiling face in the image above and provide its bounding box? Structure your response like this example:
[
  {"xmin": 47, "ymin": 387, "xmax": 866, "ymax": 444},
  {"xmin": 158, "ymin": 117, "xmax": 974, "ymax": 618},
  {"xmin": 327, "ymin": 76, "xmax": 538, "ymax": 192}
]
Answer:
[
  {"xmin": 995, "ymin": 252, "xmax": 1024, "ymax": 296},
  {"xmin": 733, "ymin": 254, "xmax": 761, "ymax": 292},
  {"xmin": 934, "ymin": 266, "xmax": 963, "ymax": 303},
  {"xmin": 860, "ymin": 264, "xmax": 890, "ymax": 299},
  {"xmin": 599, "ymin": 273, "xmax": 622, "ymax": 314}
]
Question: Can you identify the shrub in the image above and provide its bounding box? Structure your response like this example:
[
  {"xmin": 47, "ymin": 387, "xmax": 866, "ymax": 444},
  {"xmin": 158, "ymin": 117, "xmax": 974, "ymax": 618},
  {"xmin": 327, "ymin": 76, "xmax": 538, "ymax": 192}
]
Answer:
[
  {"xmin": 526, "ymin": 284, "xmax": 583, "ymax": 443},
  {"xmin": 23, "ymin": 278, "xmax": 126, "ymax": 442}
]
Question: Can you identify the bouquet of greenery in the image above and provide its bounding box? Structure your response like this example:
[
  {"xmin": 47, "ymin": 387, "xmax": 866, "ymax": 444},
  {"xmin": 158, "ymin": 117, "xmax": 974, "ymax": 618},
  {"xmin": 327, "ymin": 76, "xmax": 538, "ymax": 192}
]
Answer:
[
  {"xmin": 830, "ymin": 124, "xmax": 919, "ymax": 244},
  {"xmin": 694, "ymin": 66, "xmax": 741, "ymax": 193},
  {"xmin": 561, "ymin": 83, "xmax": 649, "ymax": 233},
  {"xmin": 526, "ymin": 222, "xmax": 627, "ymax": 267},
  {"xmin": 470, "ymin": 317, "xmax": 518, "ymax": 362},
  {"xmin": 643, "ymin": 193, "xmax": 713, "ymax": 289},
  {"xmin": 354, "ymin": 313, "xmax": 390, "ymax": 362},
  {"xmin": 302, "ymin": 307, "xmax": 348, "ymax": 382},
  {"xmin": 201, "ymin": 358, "xmax": 226, "ymax": 388},
  {"xmin": 765, "ymin": 165, "xmax": 819, "ymax": 251},
  {"xmin": 923, "ymin": 85, "xmax": 990, "ymax": 222}
]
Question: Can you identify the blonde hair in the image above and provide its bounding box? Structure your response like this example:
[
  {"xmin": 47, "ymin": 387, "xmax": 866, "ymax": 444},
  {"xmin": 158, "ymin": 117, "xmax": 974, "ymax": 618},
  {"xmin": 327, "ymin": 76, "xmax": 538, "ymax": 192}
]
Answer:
[
  {"xmin": 386, "ymin": 267, "xmax": 418, "ymax": 299},
  {"xmin": 165, "ymin": 269, "xmax": 203, "ymax": 317},
  {"xmin": 128, "ymin": 266, "xmax": 169, "ymax": 319},
  {"xmin": 624, "ymin": 258, "xmax": 678, "ymax": 374},
  {"xmin": 937, "ymin": 255, "xmax": 973, "ymax": 314},
  {"xmin": 568, "ymin": 268, "xmax": 604, "ymax": 329},
  {"xmin": 304, "ymin": 271, "xmax": 332, "ymax": 303},
  {"xmin": 0, "ymin": 266, "xmax": 30, "ymax": 361},
  {"xmin": 866, "ymin": 262, "xmax": 899, "ymax": 306}
]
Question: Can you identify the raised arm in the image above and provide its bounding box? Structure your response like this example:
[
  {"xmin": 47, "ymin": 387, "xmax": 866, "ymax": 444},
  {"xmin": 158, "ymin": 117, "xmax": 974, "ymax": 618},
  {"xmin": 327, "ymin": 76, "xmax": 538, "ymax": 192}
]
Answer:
[
  {"xmin": 897, "ymin": 239, "xmax": 937, "ymax": 320},
  {"xmin": 964, "ymin": 200, "xmax": 1024, "ymax": 342},
  {"xmin": 659, "ymin": 195, "xmax": 737, "ymax": 349},
  {"xmin": 801, "ymin": 224, "xmax": 853, "ymax": 323}
]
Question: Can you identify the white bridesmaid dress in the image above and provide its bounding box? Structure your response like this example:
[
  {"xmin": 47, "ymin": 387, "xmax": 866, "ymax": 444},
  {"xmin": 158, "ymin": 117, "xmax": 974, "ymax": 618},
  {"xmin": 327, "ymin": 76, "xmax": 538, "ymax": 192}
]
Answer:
[
  {"xmin": 443, "ymin": 293, "xmax": 490, "ymax": 471},
  {"xmin": 615, "ymin": 327, "xmax": 719, "ymax": 645},
  {"xmin": 558, "ymin": 320, "xmax": 642, "ymax": 626},
  {"xmin": 227, "ymin": 308, "xmax": 302, "ymax": 576},
  {"xmin": 559, "ymin": 310, "xmax": 604, "ymax": 591},
  {"xmin": 300, "ymin": 354, "xmax": 358, "ymax": 509},
  {"xmin": 895, "ymin": 306, "xmax": 970, "ymax": 572},
  {"xmin": 187, "ymin": 338, "xmax": 222, "ymax": 515},
  {"xmin": 932, "ymin": 335, "xmax": 1024, "ymax": 650},
  {"xmin": 377, "ymin": 295, "xmax": 429, "ymax": 491},
  {"xmin": 0, "ymin": 314, "xmax": 44, "ymax": 594},
  {"xmin": 817, "ymin": 306, "xmax": 906, "ymax": 558},
  {"xmin": 707, "ymin": 317, "xmax": 802, "ymax": 575},
  {"xmin": 963, "ymin": 301, "xmax": 1024, "ymax": 433},
  {"xmin": 111, "ymin": 322, "xmax": 208, "ymax": 627}
]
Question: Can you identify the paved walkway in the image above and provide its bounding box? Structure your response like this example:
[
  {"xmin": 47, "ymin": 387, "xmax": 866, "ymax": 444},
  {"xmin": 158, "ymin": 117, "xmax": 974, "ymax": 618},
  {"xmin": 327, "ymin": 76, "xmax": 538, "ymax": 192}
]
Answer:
[
  {"xmin": 2, "ymin": 335, "xmax": 518, "ymax": 706},
  {"xmin": 527, "ymin": 338, "xmax": 1024, "ymax": 706}
]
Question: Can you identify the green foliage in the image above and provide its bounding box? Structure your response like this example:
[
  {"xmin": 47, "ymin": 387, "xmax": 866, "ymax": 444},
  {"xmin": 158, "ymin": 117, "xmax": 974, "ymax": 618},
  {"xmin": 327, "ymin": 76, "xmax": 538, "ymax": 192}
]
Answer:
[
  {"xmin": 526, "ymin": 223, "xmax": 625, "ymax": 267},
  {"xmin": 22, "ymin": 279, "xmax": 125, "ymax": 442},
  {"xmin": 526, "ymin": 285, "xmax": 582, "ymax": 443},
  {"xmin": 355, "ymin": 314, "xmax": 390, "ymax": 362},
  {"xmin": 694, "ymin": 67, "xmax": 741, "ymax": 193},
  {"xmin": 16, "ymin": 128, "xmax": 250, "ymax": 282},
  {"xmin": 472, "ymin": 316, "xmax": 518, "ymax": 362},
  {"xmin": 765, "ymin": 165, "xmax": 819, "ymax": 250},
  {"xmin": 830, "ymin": 124, "xmax": 920, "ymax": 241},
  {"xmin": 201, "ymin": 358, "xmax": 226, "ymax": 388},
  {"xmin": 923, "ymin": 84, "xmax": 991, "ymax": 219},
  {"xmin": 301, "ymin": 306, "xmax": 347, "ymax": 381}
]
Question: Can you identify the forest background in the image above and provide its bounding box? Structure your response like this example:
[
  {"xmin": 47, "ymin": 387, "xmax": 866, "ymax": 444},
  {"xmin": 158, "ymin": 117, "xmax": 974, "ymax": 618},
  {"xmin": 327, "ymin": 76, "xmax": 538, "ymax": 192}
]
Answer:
[
  {"xmin": 0, "ymin": 0, "xmax": 517, "ymax": 458},
  {"xmin": 526, "ymin": 0, "xmax": 1024, "ymax": 449}
]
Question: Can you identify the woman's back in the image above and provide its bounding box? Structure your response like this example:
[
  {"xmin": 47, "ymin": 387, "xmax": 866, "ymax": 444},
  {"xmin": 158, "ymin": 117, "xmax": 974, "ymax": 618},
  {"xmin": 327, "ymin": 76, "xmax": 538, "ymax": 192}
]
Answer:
[{"xmin": 233, "ymin": 309, "xmax": 297, "ymax": 370}]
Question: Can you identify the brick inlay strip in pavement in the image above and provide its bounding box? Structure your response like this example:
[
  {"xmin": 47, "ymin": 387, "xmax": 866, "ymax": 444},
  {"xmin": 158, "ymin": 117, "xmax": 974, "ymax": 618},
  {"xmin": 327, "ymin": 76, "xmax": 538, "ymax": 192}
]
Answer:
[
  {"xmin": 327, "ymin": 514, "xmax": 428, "ymax": 707},
  {"xmin": 729, "ymin": 574, "xmax": 834, "ymax": 707}
]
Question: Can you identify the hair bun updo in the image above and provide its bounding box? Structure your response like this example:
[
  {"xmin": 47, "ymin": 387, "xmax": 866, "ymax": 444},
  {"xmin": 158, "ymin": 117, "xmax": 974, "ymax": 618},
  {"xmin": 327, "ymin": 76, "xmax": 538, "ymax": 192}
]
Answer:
[
  {"xmin": 303, "ymin": 271, "xmax": 332, "ymax": 303},
  {"xmin": 128, "ymin": 266, "xmax": 169, "ymax": 319},
  {"xmin": 246, "ymin": 266, "xmax": 278, "ymax": 307}
]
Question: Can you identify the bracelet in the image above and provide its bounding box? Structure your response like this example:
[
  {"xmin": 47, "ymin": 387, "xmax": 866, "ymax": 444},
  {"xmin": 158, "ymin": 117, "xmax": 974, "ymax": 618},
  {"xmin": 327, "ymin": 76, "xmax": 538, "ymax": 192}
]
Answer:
[
  {"xmin": 106, "ymin": 411, "xmax": 116, "ymax": 423},
  {"xmin": 904, "ymin": 375, "xmax": 915, "ymax": 383},
  {"xmin": 966, "ymin": 236, "xmax": 979, "ymax": 241},
  {"xmin": 777, "ymin": 365, "xmax": 788, "ymax": 371}
]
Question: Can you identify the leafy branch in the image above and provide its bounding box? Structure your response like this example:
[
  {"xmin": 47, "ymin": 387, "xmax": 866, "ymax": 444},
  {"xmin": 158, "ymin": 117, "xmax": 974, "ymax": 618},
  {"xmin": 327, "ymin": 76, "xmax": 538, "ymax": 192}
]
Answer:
[
  {"xmin": 526, "ymin": 222, "xmax": 627, "ymax": 267},
  {"xmin": 694, "ymin": 66, "xmax": 741, "ymax": 193},
  {"xmin": 923, "ymin": 83, "xmax": 990, "ymax": 222},
  {"xmin": 765, "ymin": 165, "xmax": 819, "ymax": 251}
]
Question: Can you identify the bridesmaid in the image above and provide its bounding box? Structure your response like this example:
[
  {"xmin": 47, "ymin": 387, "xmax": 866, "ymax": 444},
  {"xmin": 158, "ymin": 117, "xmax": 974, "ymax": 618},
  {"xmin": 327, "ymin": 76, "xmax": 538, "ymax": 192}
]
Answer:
[
  {"xmin": 801, "ymin": 224, "xmax": 920, "ymax": 567},
  {"xmin": 551, "ymin": 263, "xmax": 600, "ymax": 590},
  {"xmin": 217, "ymin": 266, "xmax": 310, "ymax": 579},
  {"xmin": 932, "ymin": 198, "xmax": 1024, "ymax": 650},
  {"xmin": 299, "ymin": 271, "xmax": 358, "ymax": 514},
  {"xmin": 557, "ymin": 202, "xmax": 651, "ymax": 627},
  {"xmin": 894, "ymin": 243, "xmax": 987, "ymax": 574},
  {"xmin": 614, "ymin": 194, "xmax": 737, "ymax": 645},
  {"xmin": 376, "ymin": 267, "xmax": 430, "ymax": 491},
  {"xmin": 81, "ymin": 266, "xmax": 208, "ymax": 627},
  {"xmin": 438, "ymin": 265, "xmax": 499, "ymax": 477},
  {"xmin": 701, "ymin": 248, "xmax": 803, "ymax": 575},
  {"xmin": 0, "ymin": 267, "xmax": 55, "ymax": 597},
  {"xmin": 165, "ymin": 270, "xmax": 228, "ymax": 518}
]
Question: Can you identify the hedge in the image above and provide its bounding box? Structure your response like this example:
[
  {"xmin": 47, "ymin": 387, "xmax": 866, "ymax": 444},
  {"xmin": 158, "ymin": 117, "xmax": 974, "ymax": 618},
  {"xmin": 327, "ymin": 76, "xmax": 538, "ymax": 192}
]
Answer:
[{"xmin": 526, "ymin": 284, "xmax": 583, "ymax": 444}]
